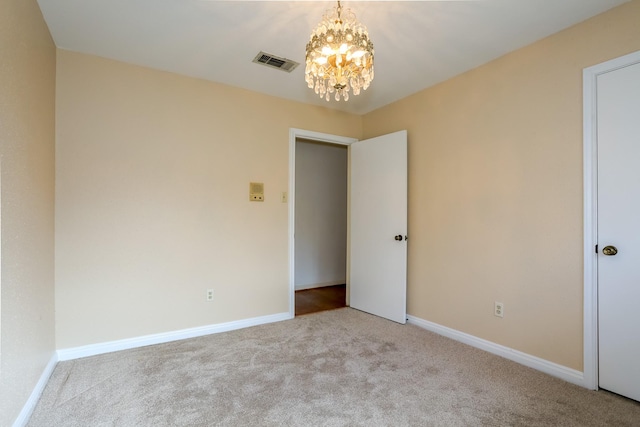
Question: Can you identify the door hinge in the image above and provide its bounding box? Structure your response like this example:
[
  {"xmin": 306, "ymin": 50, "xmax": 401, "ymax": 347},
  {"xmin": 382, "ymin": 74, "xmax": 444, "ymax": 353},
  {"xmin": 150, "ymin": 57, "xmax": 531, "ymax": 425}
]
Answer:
[{"xmin": 595, "ymin": 244, "xmax": 598, "ymax": 254}]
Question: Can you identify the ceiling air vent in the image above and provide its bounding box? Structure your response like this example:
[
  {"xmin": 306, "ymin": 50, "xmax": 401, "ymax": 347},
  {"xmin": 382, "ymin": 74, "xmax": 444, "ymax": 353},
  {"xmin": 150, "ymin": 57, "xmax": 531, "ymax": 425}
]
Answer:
[{"xmin": 252, "ymin": 51, "xmax": 299, "ymax": 73}]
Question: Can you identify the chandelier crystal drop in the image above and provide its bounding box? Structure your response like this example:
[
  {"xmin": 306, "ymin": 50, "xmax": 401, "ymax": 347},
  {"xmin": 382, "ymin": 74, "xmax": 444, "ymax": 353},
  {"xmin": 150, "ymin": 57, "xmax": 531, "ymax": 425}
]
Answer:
[{"xmin": 305, "ymin": 1, "xmax": 374, "ymax": 102}]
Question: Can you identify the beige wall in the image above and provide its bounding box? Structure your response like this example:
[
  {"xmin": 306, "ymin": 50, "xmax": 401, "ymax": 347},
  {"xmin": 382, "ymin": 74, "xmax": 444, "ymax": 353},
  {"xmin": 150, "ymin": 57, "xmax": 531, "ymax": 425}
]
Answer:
[
  {"xmin": 363, "ymin": 0, "xmax": 640, "ymax": 370},
  {"xmin": 55, "ymin": 50, "xmax": 362, "ymax": 348},
  {"xmin": 0, "ymin": 0, "xmax": 56, "ymax": 425}
]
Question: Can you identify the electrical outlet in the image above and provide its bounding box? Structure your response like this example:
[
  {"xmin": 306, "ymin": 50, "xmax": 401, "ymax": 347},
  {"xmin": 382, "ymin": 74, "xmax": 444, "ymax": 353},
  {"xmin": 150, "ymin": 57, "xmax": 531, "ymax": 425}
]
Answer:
[
  {"xmin": 494, "ymin": 301, "xmax": 504, "ymax": 318},
  {"xmin": 206, "ymin": 289, "xmax": 214, "ymax": 302}
]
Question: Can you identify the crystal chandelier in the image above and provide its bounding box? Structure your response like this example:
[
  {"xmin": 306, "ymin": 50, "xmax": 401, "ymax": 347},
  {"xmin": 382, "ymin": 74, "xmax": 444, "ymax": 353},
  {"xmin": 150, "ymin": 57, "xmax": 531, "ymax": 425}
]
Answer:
[{"xmin": 305, "ymin": 1, "xmax": 374, "ymax": 102}]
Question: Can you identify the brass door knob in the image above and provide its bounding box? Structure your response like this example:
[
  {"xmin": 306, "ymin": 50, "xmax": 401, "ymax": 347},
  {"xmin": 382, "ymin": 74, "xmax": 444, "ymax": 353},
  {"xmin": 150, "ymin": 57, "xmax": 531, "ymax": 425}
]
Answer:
[{"xmin": 602, "ymin": 245, "xmax": 618, "ymax": 256}]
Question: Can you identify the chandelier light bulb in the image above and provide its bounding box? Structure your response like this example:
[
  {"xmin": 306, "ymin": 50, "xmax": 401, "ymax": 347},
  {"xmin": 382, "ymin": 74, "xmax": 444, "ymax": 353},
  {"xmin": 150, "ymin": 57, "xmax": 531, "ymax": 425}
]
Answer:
[{"xmin": 305, "ymin": 1, "xmax": 374, "ymax": 102}]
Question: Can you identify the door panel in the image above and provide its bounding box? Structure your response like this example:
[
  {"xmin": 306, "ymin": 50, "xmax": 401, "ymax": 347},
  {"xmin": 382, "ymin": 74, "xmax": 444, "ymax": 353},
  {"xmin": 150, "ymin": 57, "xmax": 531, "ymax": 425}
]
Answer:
[
  {"xmin": 350, "ymin": 130, "xmax": 407, "ymax": 324},
  {"xmin": 597, "ymin": 61, "xmax": 640, "ymax": 402}
]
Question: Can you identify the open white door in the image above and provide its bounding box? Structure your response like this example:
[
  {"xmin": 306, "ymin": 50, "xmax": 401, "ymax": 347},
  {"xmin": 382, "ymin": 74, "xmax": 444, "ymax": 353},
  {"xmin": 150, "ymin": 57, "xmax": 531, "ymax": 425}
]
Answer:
[{"xmin": 350, "ymin": 130, "xmax": 407, "ymax": 324}]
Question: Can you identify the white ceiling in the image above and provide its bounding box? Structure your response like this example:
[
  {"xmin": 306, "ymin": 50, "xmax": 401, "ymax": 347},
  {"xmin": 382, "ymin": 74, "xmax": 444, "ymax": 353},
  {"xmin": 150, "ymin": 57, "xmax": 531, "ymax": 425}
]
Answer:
[{"xmin": 37, "ymin": 0, "xmax": 629, "ymax": 115}]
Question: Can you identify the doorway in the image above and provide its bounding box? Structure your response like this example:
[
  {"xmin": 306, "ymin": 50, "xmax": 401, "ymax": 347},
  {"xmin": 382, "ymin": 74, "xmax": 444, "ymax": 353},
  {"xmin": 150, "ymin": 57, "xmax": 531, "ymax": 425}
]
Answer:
[
  {"xmin": 294, "ymin": 139, "xmax": 348, "ymax": 315},
  {"xmin": 288, "ymin": 128, "xmax": 408, "ymax": 322},
  {"xmin": 583, "ymin": 49, "xmax": 640, "ymax": 400},
  {"xmin": 288, "ymin": 129, "xmax": 357, "ymax": 318}
]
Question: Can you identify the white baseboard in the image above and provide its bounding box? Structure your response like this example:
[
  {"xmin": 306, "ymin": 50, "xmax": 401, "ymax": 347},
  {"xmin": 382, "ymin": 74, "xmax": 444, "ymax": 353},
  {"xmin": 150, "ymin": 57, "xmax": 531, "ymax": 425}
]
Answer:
[
  {"xmin": 57, "ymin": 312, "xmax": 292, "ymax": 361},
  {"xmin": 295, "ymin": 280, "xmax": 345, "ymax": 291},
  {"xmin": 407, "ymin": 315, "xmax": 586, "ymax": 388},
  {"xmin": 13, "ymin": 353, "xmax": 58, "ymax": 427}
]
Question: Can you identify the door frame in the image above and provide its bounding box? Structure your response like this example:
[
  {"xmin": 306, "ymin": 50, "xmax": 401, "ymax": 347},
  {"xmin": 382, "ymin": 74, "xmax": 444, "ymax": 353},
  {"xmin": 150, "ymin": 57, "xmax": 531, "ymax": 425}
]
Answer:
[
  {"xmin": 288, "ymin": 128, "xmax": 358, "ymax": 318},
  {"xmin": 583, "ymin": 49, "xmax": 640, "ymax": 391}
]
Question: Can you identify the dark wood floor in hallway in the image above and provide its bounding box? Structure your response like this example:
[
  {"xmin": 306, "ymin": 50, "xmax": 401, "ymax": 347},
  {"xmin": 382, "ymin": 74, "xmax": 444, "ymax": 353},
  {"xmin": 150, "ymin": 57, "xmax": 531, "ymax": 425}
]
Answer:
[{"xmin": 295, "ymin": 284, "xmax": 346, "ymax": 316}]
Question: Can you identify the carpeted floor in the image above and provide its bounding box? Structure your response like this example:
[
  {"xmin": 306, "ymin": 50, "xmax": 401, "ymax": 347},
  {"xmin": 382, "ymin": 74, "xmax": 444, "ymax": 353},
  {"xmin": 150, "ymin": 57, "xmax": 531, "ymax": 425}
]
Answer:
[{"xmin": 29, "ymin": 308, "xmax": 640, "ymax": 426}]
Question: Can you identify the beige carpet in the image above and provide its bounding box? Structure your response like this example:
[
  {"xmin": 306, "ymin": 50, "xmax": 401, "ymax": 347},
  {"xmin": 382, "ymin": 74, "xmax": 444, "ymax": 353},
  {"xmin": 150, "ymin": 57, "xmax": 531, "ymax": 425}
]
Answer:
[{"xmin": 29, "ymin": 308, "xmax": 640, "ymax": 426}]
